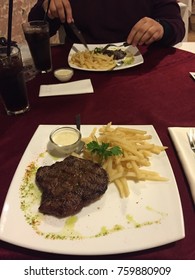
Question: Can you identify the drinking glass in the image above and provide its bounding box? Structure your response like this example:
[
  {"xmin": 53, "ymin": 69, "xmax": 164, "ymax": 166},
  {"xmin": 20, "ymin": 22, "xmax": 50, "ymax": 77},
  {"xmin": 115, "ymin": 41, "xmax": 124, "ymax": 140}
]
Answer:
[
  {"xmin": 0, "ymin": 46, "xmax": 30, "ymax": 115},
  {"xmin": 22, "ymin": 21, "xmax": 52, "ymax": 73}
]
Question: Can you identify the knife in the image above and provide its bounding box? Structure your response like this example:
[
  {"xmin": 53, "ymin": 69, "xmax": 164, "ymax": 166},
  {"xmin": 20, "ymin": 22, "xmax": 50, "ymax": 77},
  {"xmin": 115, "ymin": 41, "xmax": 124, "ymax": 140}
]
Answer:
[{"xmin": 69, "ymin": 22, "xmax": 89, "ymax": 50}]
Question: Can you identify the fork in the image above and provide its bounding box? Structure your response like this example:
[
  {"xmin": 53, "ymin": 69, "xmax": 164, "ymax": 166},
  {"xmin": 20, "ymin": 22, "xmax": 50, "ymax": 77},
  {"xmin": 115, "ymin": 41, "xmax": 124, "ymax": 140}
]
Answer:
[
  {"xmin": 101, "ymin": 42, "xmax": 130, "ymax": 51},
  {"xmin": 187, "ymin": 128, "xmax": 195, "ymax": 153}
]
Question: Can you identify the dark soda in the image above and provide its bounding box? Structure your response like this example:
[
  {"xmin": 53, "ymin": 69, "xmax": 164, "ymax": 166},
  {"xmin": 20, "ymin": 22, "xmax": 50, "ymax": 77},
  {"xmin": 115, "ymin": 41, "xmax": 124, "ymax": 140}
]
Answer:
[
  {"xmin": 24, "ymin": 30, "xmax": 52, "ymax": 72},
  {"xmin": 0, "ymin": 47, "xmax": 29, "ymax": 115}
]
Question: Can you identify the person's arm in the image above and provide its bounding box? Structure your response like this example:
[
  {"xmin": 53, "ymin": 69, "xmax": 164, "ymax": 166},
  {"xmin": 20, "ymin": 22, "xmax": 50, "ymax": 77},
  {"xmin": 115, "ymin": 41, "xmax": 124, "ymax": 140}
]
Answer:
[
  {"xmin": 28, "ymin": 0, "xmax": 72, "ymax": 37},
  {"xmin": 127, "ymin": 17, "xmax": 164, "ymax": 46},
  {"xmin": 42, "ymin": 0, "xmax": 73, "ymax": 23},
  {"xmin": 127, "ymin": 0, "xmax": 185, "ymax": 46},
  {"xmin": 28, "ymin": 0, "xmax": 45, "ymax": 20},
  {"xmin": 151, "ymin": 0, "xmax": 185, "ymax": 45},
  {"xmin": 155, "ymin": 18, "xmax": 175, "ymax": 45}
]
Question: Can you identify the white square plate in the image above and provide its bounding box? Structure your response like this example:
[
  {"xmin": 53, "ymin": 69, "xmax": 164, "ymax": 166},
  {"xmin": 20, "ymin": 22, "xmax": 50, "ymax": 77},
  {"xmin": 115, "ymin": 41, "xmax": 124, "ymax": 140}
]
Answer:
[
  {"xmin": 0, "ymin": 125, "xmax": 184, "ymax": 255},
  {"xmin": 68, "ymin": 43, "xmax": 144, "ymax": 71}
]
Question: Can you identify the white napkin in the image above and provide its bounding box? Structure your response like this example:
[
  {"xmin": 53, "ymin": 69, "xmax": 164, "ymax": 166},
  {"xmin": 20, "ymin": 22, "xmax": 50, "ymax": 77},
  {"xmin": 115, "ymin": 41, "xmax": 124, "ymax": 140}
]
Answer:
[
  {"xmin": 39, "ymin": 79, "xmax": 94, "ymax": 97},
  {"xmin": 168, "ymin": 127, "xmax": 195, "ymax": 204}
]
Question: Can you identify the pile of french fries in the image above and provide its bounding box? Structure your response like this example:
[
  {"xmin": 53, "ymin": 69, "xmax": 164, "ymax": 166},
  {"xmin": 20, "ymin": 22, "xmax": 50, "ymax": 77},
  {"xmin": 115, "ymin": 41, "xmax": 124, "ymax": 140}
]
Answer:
[
  {"xmin": 82, "ymin": 123, "xmax": 168, "ymax": 198},
  {"xmin": 70, "ymin": 50, "xmax": 116, "ymax": 70}
]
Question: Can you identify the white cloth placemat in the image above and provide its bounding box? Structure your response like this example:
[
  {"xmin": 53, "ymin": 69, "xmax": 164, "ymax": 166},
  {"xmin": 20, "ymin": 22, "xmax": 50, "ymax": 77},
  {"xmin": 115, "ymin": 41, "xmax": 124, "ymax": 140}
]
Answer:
[
  {"xmin": 39, "ymin": 79, "xmax": 94, "ymax": 97},
  {"xmin": 168, "ymin": 127, "xmax": 195, "ymax": 204}
]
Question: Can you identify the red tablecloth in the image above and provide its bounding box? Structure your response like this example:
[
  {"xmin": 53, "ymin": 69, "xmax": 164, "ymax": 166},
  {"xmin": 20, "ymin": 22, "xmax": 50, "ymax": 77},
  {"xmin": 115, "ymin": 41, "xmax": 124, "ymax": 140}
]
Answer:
[{"xmin": 0, "ymin": 43, "xmax": 195, "ymax": 259}]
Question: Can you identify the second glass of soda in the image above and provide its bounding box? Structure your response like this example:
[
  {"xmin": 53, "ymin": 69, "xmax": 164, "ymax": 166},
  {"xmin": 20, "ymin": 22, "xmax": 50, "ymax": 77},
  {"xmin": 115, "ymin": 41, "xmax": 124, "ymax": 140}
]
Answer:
[{"xmin": 22, "ymin": 21, "xmax": 52, "ymax": 73}]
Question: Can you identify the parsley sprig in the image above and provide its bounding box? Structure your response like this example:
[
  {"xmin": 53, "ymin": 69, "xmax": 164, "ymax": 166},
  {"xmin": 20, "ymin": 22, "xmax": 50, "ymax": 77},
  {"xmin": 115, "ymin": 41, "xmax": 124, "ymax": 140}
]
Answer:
[{"xmin": 86, "ymin": 141, "xmax": 123, "ymax": 164}]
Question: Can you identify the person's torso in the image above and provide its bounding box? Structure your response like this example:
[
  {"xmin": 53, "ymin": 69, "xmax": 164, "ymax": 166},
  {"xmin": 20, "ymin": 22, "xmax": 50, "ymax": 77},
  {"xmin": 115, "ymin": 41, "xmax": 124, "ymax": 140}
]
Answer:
[{"xmin": 66, "ymin": 0, "xmax": 153, "ymax": 43}]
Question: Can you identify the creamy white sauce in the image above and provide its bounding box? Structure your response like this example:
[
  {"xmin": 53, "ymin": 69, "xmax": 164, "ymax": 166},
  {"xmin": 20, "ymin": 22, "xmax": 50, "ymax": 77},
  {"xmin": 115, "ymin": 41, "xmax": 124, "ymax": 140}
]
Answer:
[
  {"xmin": 56, "ymin": 69, "xmax": 72, "ymax": 76},
  {"xmin": 53, "ymin": 130, "xmax": 78, "ymax": 146}
]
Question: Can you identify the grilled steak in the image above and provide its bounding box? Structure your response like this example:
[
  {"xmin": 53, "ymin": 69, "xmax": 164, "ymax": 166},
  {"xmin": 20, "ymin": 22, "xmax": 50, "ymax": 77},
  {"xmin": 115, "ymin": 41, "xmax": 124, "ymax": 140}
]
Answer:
[{"xmin": 36, "ymin": 155, "xmax": 108, "ymax": 218}]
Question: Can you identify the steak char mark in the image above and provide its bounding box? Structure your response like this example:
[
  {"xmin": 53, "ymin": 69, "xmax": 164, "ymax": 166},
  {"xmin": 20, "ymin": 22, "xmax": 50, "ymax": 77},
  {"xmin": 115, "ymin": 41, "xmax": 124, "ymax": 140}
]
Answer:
[{"xmin": 36, "ymin": 155, "xmax": 109, "ymax": 218}]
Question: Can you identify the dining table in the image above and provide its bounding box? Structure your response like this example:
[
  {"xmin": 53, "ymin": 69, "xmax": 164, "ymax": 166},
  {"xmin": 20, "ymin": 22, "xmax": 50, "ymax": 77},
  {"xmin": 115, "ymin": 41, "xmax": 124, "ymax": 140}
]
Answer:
[{"xmin": 0, "ymin": 40, "xmax": 195, "ymax": 260}]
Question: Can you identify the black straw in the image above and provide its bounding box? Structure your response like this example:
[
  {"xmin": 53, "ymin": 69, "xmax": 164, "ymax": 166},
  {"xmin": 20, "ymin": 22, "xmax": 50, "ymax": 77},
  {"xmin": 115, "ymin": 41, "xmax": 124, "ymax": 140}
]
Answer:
[
  {"xmin": 7, "ymin": 0, "xmax": 13, "ymax": 56},
  {"xmin": 44, "ymin": 0, "xmax": 51, "ymax": 22},
  {"xmin": 75, "ymin": 114, "xmax": 81, "ymax": 131}
]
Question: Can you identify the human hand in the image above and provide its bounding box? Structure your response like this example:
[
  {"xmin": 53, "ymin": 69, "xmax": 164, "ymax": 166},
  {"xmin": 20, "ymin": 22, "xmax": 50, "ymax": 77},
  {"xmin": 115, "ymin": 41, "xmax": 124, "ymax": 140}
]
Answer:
[
  {"xmin": 42, "ymin": 0, "xmax": 73, "ymax": 23},
  {"xmin": 127, "ymin": 17, "xmax": 164, "ymax": 46}
]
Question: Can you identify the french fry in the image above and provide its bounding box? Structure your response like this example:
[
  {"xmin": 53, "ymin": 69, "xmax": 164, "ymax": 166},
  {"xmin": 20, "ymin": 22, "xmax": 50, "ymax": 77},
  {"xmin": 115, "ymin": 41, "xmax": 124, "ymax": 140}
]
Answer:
[
  {"xmin": 82, "ymin": 123, "xmax": 168, "ymax": 198},
  {"xmin": 70, "ymin": 50, "xmax": 116, "ymax": 70}
]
